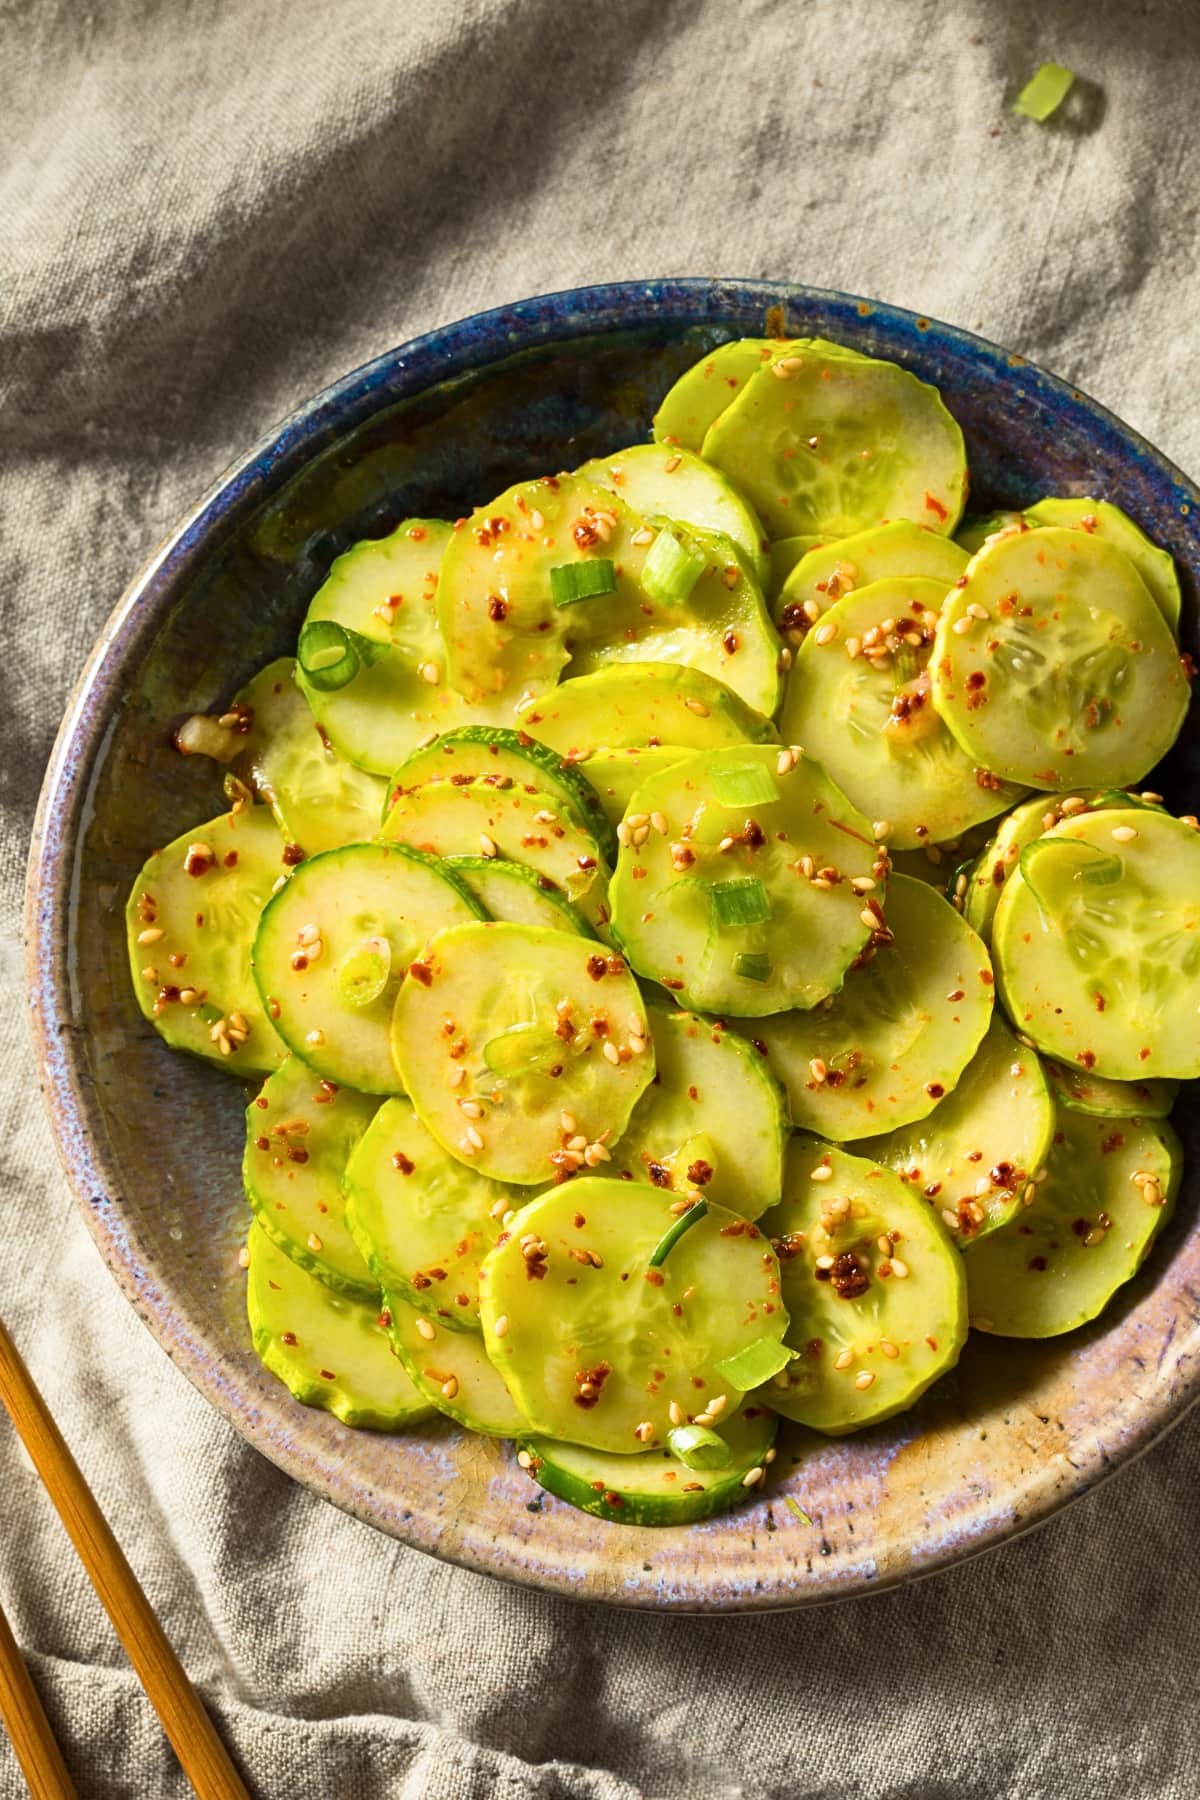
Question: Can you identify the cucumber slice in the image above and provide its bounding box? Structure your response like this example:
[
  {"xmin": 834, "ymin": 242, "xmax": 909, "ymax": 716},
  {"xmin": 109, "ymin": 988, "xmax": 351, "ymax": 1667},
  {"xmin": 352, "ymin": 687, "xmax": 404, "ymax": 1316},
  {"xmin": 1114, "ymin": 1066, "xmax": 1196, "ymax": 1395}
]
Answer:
[
  {"xmin": 768, "ymin": 534, "xmax": 827, "ymax": 601},
  {"xmin": 954, "ymin": 511, "xmax": 1027, "ymax": 555},
  {"xmin": 574, "ymin": 747, "xmax": 694, "ymax": 830},
  {"xmin": 379, "ymin": 778, "xmax": 609, "ymax": 933},
  {"xmin": 930, "ymin": 527, "xmax": 1188, "ymax": 791},
  {"xmin": 343, "ymin": 1096, "xmax": 509, "ymax": 1329},
  {"xmin": 125, "ymin": 803, "xmax": 290, "ymax": 1076},
  {"xmin": 1042, "ymin": 1059, "xmax": 1178, "ymax": 1120},
  {"xmin": 298, "ymin": 519, "xmax": 502, "ymax": 773},
  {"xmin": 384, "ymin": 1292, "xmax": 526, "ymax": 1434},
  {"xmin": 563, "ymin": 520, "xmax": 782, "ymax": 717},
  {"xmin": 774, "ymin": 521, "xmax": 968, "ymax": 634},
  {"xmin": 778, "ymin": 576, "xmax": 1023, "ymax": 849},
  {"xmin": 743, "ymin": 875, "xmax": 994, "ymax": 1141},
  {"xmin": 234, "ymin": 660, "xmax": 387, "ymax": 852},
  {"xmin": 578, "ymin": 442, "xmax": 769, "ymax": 584},
  {"xmin": 243, "ymin": 1057, "xmax": 379, "ymax": 1299},
  {"xmin": 519, "ymin": 1403, "xmax": 778, "ymax": 1525},
  {"xmin": 390, "ymin": 921, "xmax": 656, "ymax": 1184},
  {"xmin": 245, "ymin": 1223, "xmax": 432, "ymax": 1430},
  {"xmin": 992, "ymin": 809, "xmax": 1200, "ymax": 1079},
  {"xmin": 702, "ymin": 344, "xmax": 967, "ymax": 540},
  {"xmin": 387, "ymin": 724, "xmax": 617, "ymax": 864},
  {"xmin": 963, "ymin": 1109, "xmax": 1182, "ymax": 1337},
  {"xmin": 608, "ymin": 744, "xmax": 880, "ymax": 1017},
  {"xmin": 759, "ymin": 1137, "xmax": 966, "ymax": 1434},
  {"xmin": 478, "ymin": 1178, "xmax": 788, "ymax": 1453},
  {"xmin": 444, "ymin": 855, "xmax": 594, "ymax": 935},
  {"xmin": 854, "ymin": 1014, "xmax": 1055, "ymax": 1246},
  {"xmin": 1023, "ymin": 496, "xmax": 1181, "ymax": 634},
  {"xmin": 611, "ymin": 1008, "xmax": 789, "ymax": 1219},
  {"xmin": 519, "ymin": 663, "xmax": 775, "ymax": 759},
  {"xmin": 252, "ymin": 842, "xmax": 484, "ymax": 1093},
  {"xmin": 652, "ymin": 338, "xmax": 778, "ymax": 451},
  {"xmin": 961, "ymin": 789, "xmax": 1166, "ymax": 946}
]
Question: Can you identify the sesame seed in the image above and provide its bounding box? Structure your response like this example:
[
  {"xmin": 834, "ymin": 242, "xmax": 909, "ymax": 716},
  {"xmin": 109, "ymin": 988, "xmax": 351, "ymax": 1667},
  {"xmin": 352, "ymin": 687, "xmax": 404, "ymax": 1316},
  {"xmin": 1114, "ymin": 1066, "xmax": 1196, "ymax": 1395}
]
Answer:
[
  {"xmin": 872, "ymin": 819, "xmax": 891, "ymax": 841},
  {"xmin": 567, "ymin": 1133, "xmax": 588, "ymax": 1151},
  {"xmin": 664, "ymin": 455, "xmax": 682, "ymax": 473},
  {"xmin": 489, "ymin": 1196, "xmax": 508, "ymax": 1219},
  {"xmin": 706, "ymin": 1394, "xmax": 728, "ymax": 1419},
  {"xmin": 809, "ymin": 1057, "xmax": 828, "ymax": 1084},
  {"xmin": 850, "ymin": 876, "xmax": 876, "ymax": 895},
  {"xmin": 629, "ymin": 1034, "xmax": 648, "ymax": 1055},
  {"xmin": 810, "ymin": 1164, "xmax": 833, "ymax": 1182},
  {"xmin": 776, "ymin": 749, "xmax": 797, "ymax": 775},
  {"xmin": 860, "ymin": 907, "xmax": 880, "ymax": 930},
  {"xmin": 764, "ymin": 1447, "xmax": 777, "ymax": 1465},
  {"xmin": 448, "ymin": 1066, "xmax": 466, "ymax": 1088},
  {"xmin": 416, "ymin": 1318, "xmax": 436, "ymax": 1341},
  {"xmin": 952, "ymin": 616, "xmax": 973, "ymax": 636},
  {"xmin": 632, "ymin": 525, "xmax": 654, "ymax": 545},
  {"xmin": 877, "ymin": 1234, "xmax": 893, "ymax": 1255},
  {"xmin": 635, "ymin": 1421, "xmax": 655, "ymax": 1442},
  {"xmin": 561, "ymin": 1111, "xmax": 577, "ymax": 1133},
  {"xmin": 632, "ymin": 824, "xmax": 650, "ymax": 846},
  {"xmin": 669, "ymin": 1400, "xmax": 686, "ymax": 1426},
  {"xmin": 517, "ymin": 1450, "xmax": 533, "ymax": 1470},
  {"xmin": 941, "ymin": 1208, "xmax": 960, "ymax": 1231},
  {"xmin": 880, "ymin": 1340, "xmax": 899, "ymax": 1359},
  {"xmin": 307, "ymin": 1231, "xmax": 324, "ymax": 1253},
  {"xmin": 616, "ymin": 821, "xmax": 632, "ymax": 848},
  {"xmin": 237, "ymin": 1245, "xmax": 251, "ymax": 1269},
  {"xmin": 967, "ymin": 602, "xmax": 989, "ymax": 620},
  {"xmin": 1111, "ymin": 825, "xmax": 1138, "ymax": 843},
  {"xmin": 742, "ymin": 1466, "xmax": 765, "ymax": 1488},
  {"xmin": 298, "ymin": 923, "xmax": 320, "ymax": 945},
  {"xmin": 779, "ymin": 646, "xmax": 794, "ymax": 670},
  {"xmin": 845, "ymin": 636, "xmax": 862, "ymax": 659},
  {"xmin": 814, "ymin": 622, "xmax": 838, "ymax": 646},
  {"xmin": 137, "ymin": 927, "xmax": 164, "ymax": 945},
  {"xmin": 602, "ymin": 1041, "xmax": 620, "ymax": 1065},
  {"xmin": 305, "ymin": 1029, "xmax": 325, "ymax": 1047},
  {"xmin": 834, "ymin": 1348, "xmax": 854, "ymax": 1370},
  {"xmin": 458, "ymin": 1135, "xmax": 479, "ymax": 1156},
  {"xmin": 459, "ymin": 1099, "xmax": 483, "ymax": 1119},
  {"xmin": 815, "ymin": 1254, "xmax": 835, "ymax": 1271},
  {"xmin": 140, "ymin": 966, "xmax": 159, "ymax": 983},
  {"xmin": 668, "ymin": 1197, "xmax": 692, "ymax": 1216},
  {"xmin": 684, "ymin": 697, "xmax": 710, "ymax": 716},
  {"xmin": 854, "ymin": 1371, "xmax": 876, "ymax": 1391},
  {"xmin": 479, "ymin": 833, "xmax": 498, "ymax": 858},
  {"xmin": 718, "ymin": 835, "xmax": 736, "ymax": 853},
  {"xmin": 627, "ymin": 813, "xmax": 649, "ymax": 829},
  {"xmin": 502, "ymin": 1209, "xmax": 516, "ymax": 1227},
  {"xmin": 650, "ymin": 811, "xmax": 669, "ymax": 835},
  {"xmin": 418, "ymin": 661, "xmax": 441, "ymax": 685},
  {"xmin": 890, "ymin": 1258, "xmax": 909, "ymax": 1279},
  {"xmin": 494, "ymin": 1314, "xmax": 510, "ymax": 1338},
  {"xmin": 973, "ymin": 1176, "xmax": 991, "ymax": 1197},
  {"xmin": 441, "ymin": 1376, "xmax": 459, "ymax": 1400},
  {"xmin": 465, "ymin": 1125, "xmax": 484, "ymax": 1149}
]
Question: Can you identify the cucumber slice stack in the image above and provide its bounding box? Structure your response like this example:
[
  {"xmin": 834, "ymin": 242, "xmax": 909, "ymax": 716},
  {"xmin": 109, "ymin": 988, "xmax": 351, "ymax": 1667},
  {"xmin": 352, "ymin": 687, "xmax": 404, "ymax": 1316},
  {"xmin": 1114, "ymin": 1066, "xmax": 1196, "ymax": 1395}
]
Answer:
[{"xmin": 127, "ymin": 328, "xmax": 1198, "ymax": 1529}]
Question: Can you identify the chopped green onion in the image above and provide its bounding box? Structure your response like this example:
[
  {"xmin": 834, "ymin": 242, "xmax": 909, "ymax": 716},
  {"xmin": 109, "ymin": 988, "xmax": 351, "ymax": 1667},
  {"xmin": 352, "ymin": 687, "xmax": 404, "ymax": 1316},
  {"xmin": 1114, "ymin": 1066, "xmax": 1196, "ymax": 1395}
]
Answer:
[
  {"xmin": 1020, "ymin": 837, "xmax": 1122, "ymax": 915},
  {"xmin": 667, "ymin": 1424, "xmax": 732, "ymax": 1471},
  {"xmin": 1014, "ymin": 62, "xmax": 1075, "ymax": 122},
  {"xmin": 714, "ymin": 1337, "xmax": 793, "ymax": 1391},
  {"xmin": 297, "ymin": 620, "xmax": 380, "ymax": 692},
  {"xmin": 648, "ymin": 1197, "xmax": 708, "ymax": 1268},
  {"xmin": 733, "ymin": 951, "xmax": 772, "ymax": 983},
  {"xmin": 482, "ymin": 1022, "xmax": 559, "ymax": 1076},
  {"xmin": 785, "ymin": 1496, "xmax": 813, "ymax": 1526},
  {"xmin": 550, "ymin": 560, "xmax": 617, "ymax": 607},
  {"xmin": 711, "ymin": 763, "xmax": 780, "ymax": 808},
  {"xmin": 710, "ymin": 877, "xmax": 772, "ymax": 928},
  {"xmin": 641, "ymin": 527, "xmax": 706, "ymax": 605},
  {"xmin": 336, "ymin": 936, "xmax": 392, "ymax": 1008}
]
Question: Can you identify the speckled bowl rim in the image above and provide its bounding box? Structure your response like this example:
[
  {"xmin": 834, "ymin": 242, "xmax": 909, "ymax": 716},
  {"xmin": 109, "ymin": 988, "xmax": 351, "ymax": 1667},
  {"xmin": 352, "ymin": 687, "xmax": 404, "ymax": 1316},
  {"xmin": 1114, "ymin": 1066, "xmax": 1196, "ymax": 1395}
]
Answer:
[{"xmin": 25, "ymin": 278, "xmax": 1200, "ymax": 1611}]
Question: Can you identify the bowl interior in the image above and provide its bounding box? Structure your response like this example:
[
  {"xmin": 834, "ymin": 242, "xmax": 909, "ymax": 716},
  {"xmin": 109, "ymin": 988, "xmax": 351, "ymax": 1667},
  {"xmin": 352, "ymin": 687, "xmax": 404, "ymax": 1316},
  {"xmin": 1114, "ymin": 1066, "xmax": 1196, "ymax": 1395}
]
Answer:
[{"xmin": 29, "ymin": 282, "xmax": 1200, "ymax": 1609}]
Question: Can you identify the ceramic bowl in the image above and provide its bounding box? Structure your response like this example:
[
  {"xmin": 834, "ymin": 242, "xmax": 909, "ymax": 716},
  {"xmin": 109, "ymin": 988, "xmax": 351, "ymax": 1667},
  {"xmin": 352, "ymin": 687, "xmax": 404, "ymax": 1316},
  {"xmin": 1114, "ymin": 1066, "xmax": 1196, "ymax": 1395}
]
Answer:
[{"xmin": 27, "ymin": 280, "xmax": 1200, "ymax": 1611}]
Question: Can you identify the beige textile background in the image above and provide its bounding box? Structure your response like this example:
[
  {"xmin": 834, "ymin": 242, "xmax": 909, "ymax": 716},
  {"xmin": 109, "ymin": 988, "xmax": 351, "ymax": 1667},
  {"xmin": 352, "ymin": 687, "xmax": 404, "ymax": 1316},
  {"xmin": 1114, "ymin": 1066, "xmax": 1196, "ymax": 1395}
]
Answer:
[{"xmin": 3, "ymin": 1, "xmax": 1200, "ymax": 1794}]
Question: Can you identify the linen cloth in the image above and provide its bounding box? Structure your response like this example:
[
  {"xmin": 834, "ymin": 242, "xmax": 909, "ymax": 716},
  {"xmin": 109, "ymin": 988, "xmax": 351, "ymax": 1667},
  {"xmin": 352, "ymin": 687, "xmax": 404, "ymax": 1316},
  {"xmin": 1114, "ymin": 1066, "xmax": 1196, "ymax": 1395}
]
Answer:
[{"xmin": 3, "ymin": 1, "xmax": 1200, "ymax": 1793}]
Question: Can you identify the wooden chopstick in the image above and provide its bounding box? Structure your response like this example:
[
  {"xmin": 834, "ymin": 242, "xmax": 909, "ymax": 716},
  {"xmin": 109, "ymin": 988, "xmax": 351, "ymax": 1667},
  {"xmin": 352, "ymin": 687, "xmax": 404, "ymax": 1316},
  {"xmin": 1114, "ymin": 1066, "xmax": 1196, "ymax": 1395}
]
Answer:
[
  {"xmin": 0, "ymin": 1596, "xmax": 77, "ymax": 1798},
  {"xmin": 0, "ymin": 1318, "xmax": 250, "ymax": 1800}
]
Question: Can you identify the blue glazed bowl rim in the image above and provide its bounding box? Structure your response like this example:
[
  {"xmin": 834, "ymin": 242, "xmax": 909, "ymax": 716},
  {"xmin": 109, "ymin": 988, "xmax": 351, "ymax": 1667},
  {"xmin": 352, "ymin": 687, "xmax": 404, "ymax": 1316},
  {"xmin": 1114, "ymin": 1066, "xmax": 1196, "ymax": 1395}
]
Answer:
[{"xmin": 25, "ymin": 278, "xmax": 1200, "ymax": 1611}]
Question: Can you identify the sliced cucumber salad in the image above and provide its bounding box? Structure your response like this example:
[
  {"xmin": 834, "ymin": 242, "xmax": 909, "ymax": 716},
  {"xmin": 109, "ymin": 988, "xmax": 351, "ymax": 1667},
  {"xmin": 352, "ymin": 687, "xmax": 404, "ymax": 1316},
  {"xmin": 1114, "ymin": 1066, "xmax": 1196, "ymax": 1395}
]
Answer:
[{"xmin": 129, "ymin": 328, "xmax": 1196, "ymax": 1530}]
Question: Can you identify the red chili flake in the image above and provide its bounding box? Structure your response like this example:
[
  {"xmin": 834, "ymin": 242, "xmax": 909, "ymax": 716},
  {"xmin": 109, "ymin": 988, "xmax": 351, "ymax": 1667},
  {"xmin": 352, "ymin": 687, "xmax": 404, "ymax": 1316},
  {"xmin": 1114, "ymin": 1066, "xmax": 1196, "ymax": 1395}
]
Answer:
[
  {"xmin": 980, "ymin": 970, "xmax": 994, "ymax": 985},
  {"xmin": 280, "ymin": 1332, "xmax": 297, "ymax": 1346},
  {"xmin": 664, "ymin": 978, "xmax": 684, "ymax": 991},
  {"xmin": 282, "ymin": 842, "xmax": 306, "ymax": 866},
  {"xmin": 1181, "ymin": 652, "xmax": 1196, "ymax": 682},
  {"xmin": 1077, "ymin": 1050, "xmax": 1097, "ymax": 1070},
  {"xmin": 647, "ymin": 1162, "xmax": 671, "ymax": 1188},
  {"xmin": 586, "ymin": 955, "xmax": 607, "ymax": 981},
  {"xmin": 1028, "ymin": 1256, "xmax": 1048, "ymax": 1271},
  {"xmin": 924, "ymin": 492, "xmax": 949, "ymax": 521},
  {"xmin": 254, "ymin": 1135, "xmax": 270, "ymax": 1152},
  {"xmin": 1101, "ymin": 1132, "xmax": 1125, "ymax": 1155},
  {"xmin": 723, "ymin": 630, "xmax": 739, "ymax": 654},
  {"xmin": 573, "ymin": 1212, "xmax": 586, "ymax": 1228},
  {"xmin": 286, "ymin": 1147, "xmax": 308, "ymax": 1164},
  {"xmin": 687, "ymin": 1159, "xmax": 714, "ymax": 1186},
  {"xmin": 408, "ymin": 961, "xmax": 434, "ymax": 986},
  {"xmin": 603, "ymin": 1491, "xmax": 625, "ymax": 1508},
  {"xmin": 223, "ymin": 850, "xmax": 239, "ymax": 868},
  {"xmin": 487, "ymin": 595, "xmax": 508, "ymax": 621},
  {"xmin": 926, "ymin": 1082, "xmax": 945, "ymax": 1099},
  {"xmin": 644, "ymin": 1269, "xmax": 665, "ymax": 1287},
  {"xmin": 392, "ymin": 1152, "xmax": 415, "ymax": 1174}
]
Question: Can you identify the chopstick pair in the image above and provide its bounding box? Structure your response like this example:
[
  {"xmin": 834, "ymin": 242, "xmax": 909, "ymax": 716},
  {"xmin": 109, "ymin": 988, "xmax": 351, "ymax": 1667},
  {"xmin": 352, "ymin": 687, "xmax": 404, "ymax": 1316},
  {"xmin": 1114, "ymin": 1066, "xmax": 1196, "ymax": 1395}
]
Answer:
[{"xmin": 0, "ymin": 1318, "xmax": 249, "ymax": 1799}]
